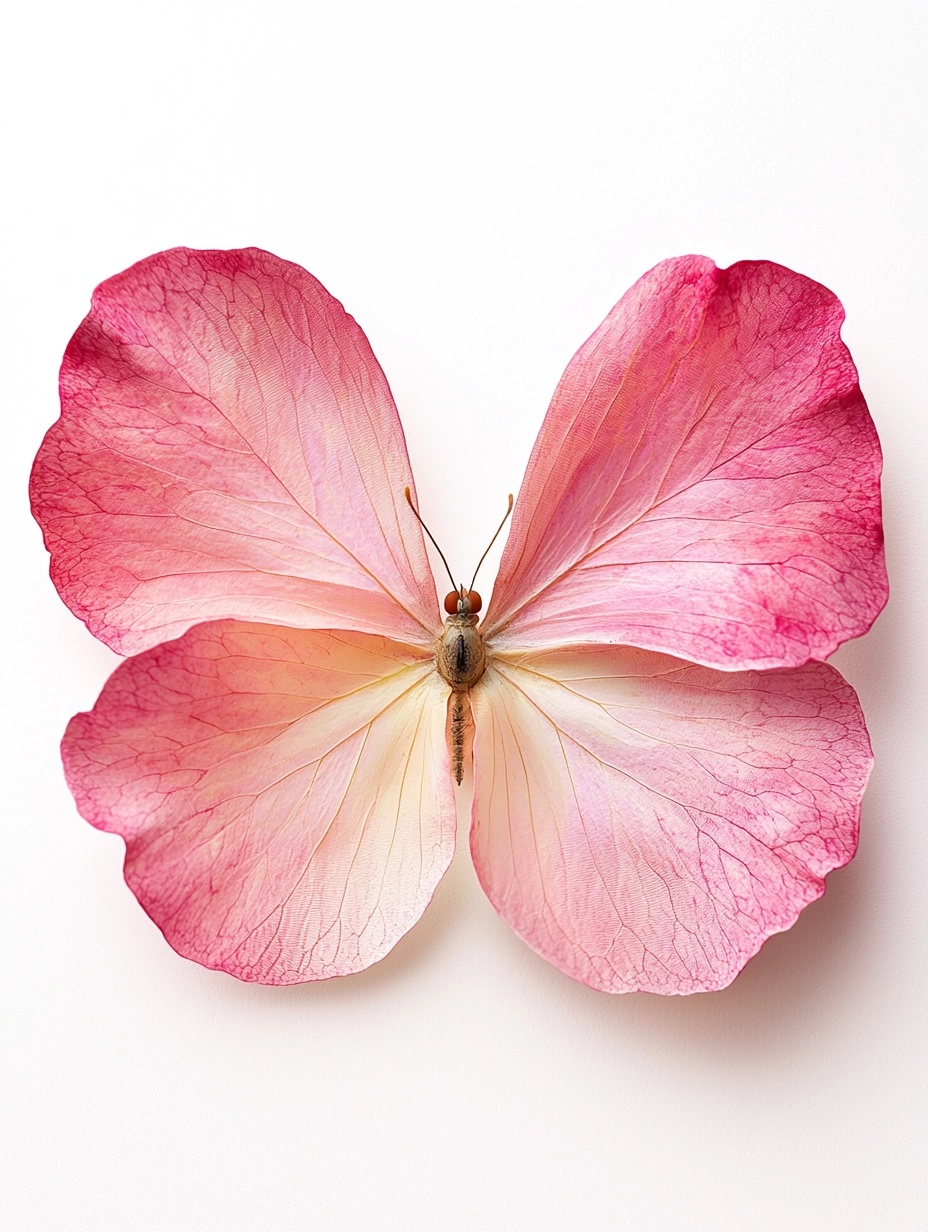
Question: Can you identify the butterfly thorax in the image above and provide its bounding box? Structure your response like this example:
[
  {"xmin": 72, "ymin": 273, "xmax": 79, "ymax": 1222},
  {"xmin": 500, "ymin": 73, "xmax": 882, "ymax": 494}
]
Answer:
[{"xmin": 437, "ymin": 613, "xmax": 486, "ymax": 691}]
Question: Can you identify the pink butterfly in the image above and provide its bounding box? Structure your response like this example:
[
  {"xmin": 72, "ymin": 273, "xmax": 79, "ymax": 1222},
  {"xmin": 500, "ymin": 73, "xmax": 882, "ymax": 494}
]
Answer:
[{"xmin": 30, "ymin": 248, "xmax": 887, "ymax": 993}]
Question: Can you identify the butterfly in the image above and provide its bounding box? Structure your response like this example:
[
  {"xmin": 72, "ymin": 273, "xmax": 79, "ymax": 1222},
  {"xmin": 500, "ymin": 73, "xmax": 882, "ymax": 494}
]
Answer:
[{"xmin": 29, "ymin": 248, "xmax": 887, "ymax": 993}]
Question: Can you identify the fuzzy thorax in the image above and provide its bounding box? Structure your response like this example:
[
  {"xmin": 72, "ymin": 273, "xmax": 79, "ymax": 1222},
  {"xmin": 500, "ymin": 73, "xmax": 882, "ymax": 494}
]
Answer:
[{"xmin": 437, "ymin": 613, "xmax": 486, "ymax": 691}]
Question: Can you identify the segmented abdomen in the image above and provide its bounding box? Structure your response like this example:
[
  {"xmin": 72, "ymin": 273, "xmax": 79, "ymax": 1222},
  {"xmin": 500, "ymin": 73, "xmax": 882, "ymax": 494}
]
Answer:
[{"xmin": 451, "ymin": 695, "xmax": 466, "ymax": 785}]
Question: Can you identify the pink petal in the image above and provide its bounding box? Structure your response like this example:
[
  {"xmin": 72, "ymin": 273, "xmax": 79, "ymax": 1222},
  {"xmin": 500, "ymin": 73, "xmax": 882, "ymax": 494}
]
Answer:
[
  {"xmin": 470, "ymin": 646, "xmax": 871, "ymax": 993},
  {"xmin": 31, "ymin": 248, "xmax": 438, "ymax": 655},
  {"xmin": 485, "ymin": 257, "xmax": 887, "ymax": 670},
  {"xmin": 63, "ymin": 623, "xmax": 455, "ymax": 983}
]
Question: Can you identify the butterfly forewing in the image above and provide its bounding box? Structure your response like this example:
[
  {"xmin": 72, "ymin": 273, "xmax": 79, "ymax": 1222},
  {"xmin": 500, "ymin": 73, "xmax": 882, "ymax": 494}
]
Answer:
[
  {"xmin": 483, "ymin": 256, "xmax": 887, "ymax": 671},
  {"xmin": 30, "ymin": 247, "xmax": 440, "ymax": 656}
]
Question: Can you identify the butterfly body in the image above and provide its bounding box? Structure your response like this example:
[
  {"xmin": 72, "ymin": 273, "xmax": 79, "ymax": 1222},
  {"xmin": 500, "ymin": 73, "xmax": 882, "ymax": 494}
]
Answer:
[{"xmin": 437, "ymin": 612, "xmax": 485, "ymax": 785}]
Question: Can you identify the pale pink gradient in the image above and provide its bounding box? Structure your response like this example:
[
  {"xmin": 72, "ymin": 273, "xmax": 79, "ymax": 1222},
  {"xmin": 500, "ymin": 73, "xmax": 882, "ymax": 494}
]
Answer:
[
  {"xmin": 469, "ymin": 645, "xmax": 871, "ymax": 993},
  {"xmin": 63, "ymin": 624, "xmax": 456, "ymax": 983},
  {"xmin": 30, "ymin": 248, "xmax": 440, "ymax": 656},
  {"xmin": 484, "ymin": 257, "xmax": 887, "ymax": 670}
]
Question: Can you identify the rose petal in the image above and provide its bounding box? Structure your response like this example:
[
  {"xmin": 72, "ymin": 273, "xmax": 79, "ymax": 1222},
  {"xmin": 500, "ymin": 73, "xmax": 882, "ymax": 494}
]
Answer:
[
  {"xmin": 470, "ymin": 645, "xmax": 871, "ymax": 993},
  {"xmin": 31, "ymin": 247, "xmax": 438, "ymax": 654},
  {"xmin": 485, "ymin": 257, "xmax": 887, "ymax": 669},
  {"xmin": 63, "ymin": 623, "xmax": 455, "ymax": 983}
]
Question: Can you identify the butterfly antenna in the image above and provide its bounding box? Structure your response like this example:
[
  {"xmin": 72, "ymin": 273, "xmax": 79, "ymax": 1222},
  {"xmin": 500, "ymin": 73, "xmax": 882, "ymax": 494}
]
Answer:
[
  {"xmin": 469, "ymin": 494, "xmax": 514, "ymax": 591},
  {"xmin": 405, "ymin": 487, "xmax": 458, "ymax": 591}
]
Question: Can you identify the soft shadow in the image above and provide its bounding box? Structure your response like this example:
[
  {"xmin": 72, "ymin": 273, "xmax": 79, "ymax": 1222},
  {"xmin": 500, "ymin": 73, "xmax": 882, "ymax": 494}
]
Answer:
[{"xmin": 490, "ymin": 838, "xmax": 876, "ymax": 1070}]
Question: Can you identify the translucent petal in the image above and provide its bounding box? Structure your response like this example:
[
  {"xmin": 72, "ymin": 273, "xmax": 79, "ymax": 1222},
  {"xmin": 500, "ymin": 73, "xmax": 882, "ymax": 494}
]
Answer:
[
  {"xmin": 63, "ymin": 623, "xmax": 455, "ymax": 983},
  {"xmin": 31, "ymin": 248, "xmax": 439, "ymax": 654},
  {"xmin": 470, "ymin": 645, "xmax": 871, "ymax": 993},
  {"xmin": 485, "ymin": 257, "xmax": 887, "ymax": 669}
]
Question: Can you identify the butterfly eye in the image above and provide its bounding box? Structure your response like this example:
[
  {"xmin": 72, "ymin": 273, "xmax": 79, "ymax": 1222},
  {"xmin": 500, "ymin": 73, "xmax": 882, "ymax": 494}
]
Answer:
[
  {"xmin": 466, "ymin": 590, "xmax": 482, "ymax": 614},
  {"xmin": 444, "ymin": 591, "xmax": 461, "ymax": 615}
]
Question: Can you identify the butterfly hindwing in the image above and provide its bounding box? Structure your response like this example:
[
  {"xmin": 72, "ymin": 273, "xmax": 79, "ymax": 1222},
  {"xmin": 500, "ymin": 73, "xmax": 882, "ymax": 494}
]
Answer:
[
  {"xmin": 470, "ymin": 646, "xmax": 871, "ymax": 993},
  {"xmin": 63, "ymin": 622, "xmax": 456, "ymax": 983}
]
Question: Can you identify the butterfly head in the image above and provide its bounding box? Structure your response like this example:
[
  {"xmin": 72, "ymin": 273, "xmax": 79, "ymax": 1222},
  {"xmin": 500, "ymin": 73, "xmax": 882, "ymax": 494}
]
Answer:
[{"xmin": 444, "ymin": 586, "xmax": 482, "ymax": 617}]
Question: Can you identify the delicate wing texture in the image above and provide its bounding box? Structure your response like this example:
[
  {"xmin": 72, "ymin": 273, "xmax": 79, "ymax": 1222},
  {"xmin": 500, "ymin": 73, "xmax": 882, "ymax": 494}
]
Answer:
[
  {"xmin": 31, "ymin": 248, "xmax": 438, "ymax": 654},
  {"xmin": 470, "ymin": 646, "xmax": 870, "ymax": 994},
  {"xmin": 63, "ymin": 624, "xmax": 455, "ymax": 983},
  {"xmin": 485, "ymin": 257, "xmax": 886, "ymax": 670}
]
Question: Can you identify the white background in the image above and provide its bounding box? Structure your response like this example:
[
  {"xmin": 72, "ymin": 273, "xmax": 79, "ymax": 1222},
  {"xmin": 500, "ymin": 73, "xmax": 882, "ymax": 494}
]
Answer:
[{"xmin": 3, "ymin": 3, "xmax": 926, "ymax": 1229}]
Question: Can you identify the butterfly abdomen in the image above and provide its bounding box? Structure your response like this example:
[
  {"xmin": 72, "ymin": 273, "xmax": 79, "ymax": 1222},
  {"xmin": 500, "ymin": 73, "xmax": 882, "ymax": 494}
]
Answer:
[{"xmin": 450, "ymin": 695, "xmax": 467, "ymax": 785}]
